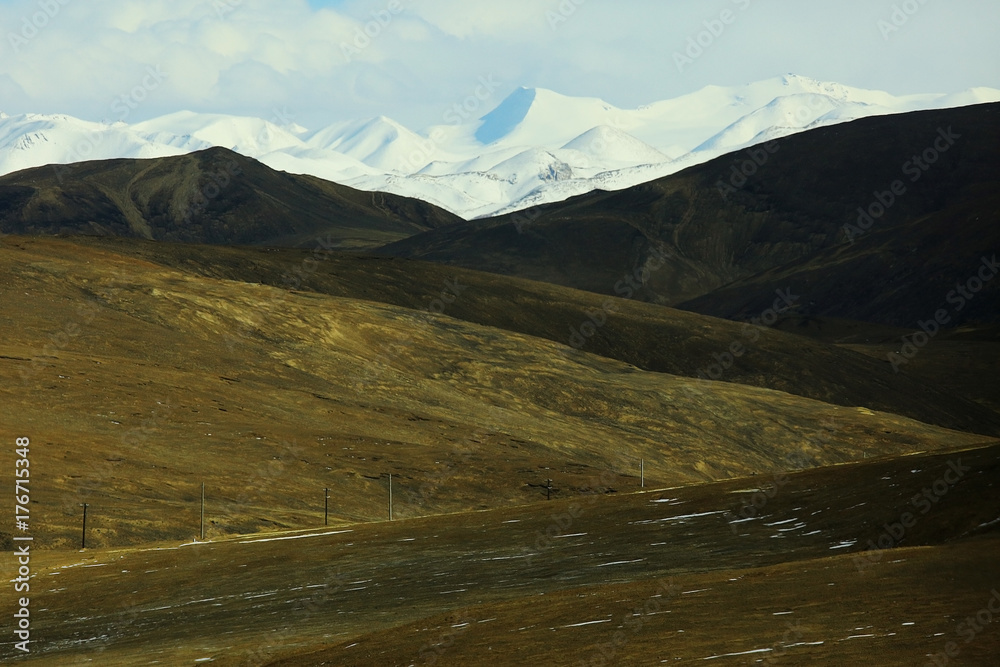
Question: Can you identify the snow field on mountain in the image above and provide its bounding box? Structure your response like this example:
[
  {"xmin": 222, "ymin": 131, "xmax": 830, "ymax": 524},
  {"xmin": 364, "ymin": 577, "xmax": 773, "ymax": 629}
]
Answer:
[{"xmin": 3, "ymin": 75, "xmax": 998, "ymax": 219}]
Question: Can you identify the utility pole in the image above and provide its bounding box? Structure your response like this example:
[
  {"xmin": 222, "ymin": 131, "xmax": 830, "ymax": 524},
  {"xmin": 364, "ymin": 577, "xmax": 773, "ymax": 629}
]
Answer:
[
  {"xmin": 388, "ymin": 474, "xmax": 394, "ymax": 521},
  {"xmin": 324, "ymin": 487, "xmax": 329, "ymax": 526},
  {"xmin": 81, "ymin": 503, "xmax": 88, "ymax": 550},
  {"xmin": 200, "ymin": 482, "xmax": 205, "ymax": 541},
  {"xmin": 641, "ymin": 459, "xmax": 645, "ymax": 488},
  {"xmin": 546, "ymin": 479, "xmax": 552, "ymax": 501}
]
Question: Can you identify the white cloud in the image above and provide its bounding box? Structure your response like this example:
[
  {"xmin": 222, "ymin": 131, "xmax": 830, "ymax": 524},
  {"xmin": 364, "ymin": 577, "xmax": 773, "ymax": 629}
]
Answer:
[
  {"xmin": 405, "ymin": 0, "xmax": 550, "ymax": 39},
  {"xmin": 0, "ymin": 0, "xmax": 997, "ymax": 129}
]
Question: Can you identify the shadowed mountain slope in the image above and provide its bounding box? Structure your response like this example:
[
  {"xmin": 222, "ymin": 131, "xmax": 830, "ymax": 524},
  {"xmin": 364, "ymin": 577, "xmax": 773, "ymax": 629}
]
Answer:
[
  {"xmin": 376, "ymin": 103, "xmax": 1000, "ymax": 328},
  {"xmin": 0, "ymin": 146, "xmax": 461, "ymax": 249},
  {"xmin": 43, "ymin": 235, "xmax": 1000, "ymax": 437}
]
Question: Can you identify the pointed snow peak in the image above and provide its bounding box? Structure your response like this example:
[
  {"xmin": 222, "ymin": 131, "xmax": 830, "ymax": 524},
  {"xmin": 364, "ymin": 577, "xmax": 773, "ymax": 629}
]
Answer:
[
  {"xmin": 362, "ymin": 115, "xmax": 409, "ymax": 135},
  {"xmin": 353, "ymin": 116, "xmax": 398, "ymax": 137},
  {"xmin": 562, "ymin": 125, "xmax": 671, "ymax": 165},
  {"xmin": 774, "ymin": 73, "xmax": 835, "ymax": 95},
  {"xmin": 781, "ymin": 73, "xmax": 810, "ymax": 86},
  {"xmin": 476, "ymin": 87, "xmax": 537, "ymax": 145},
  {"xmin": 507, "ymin": 86, "xmax": 540, "ymax": 104},
  {"xmin": 368, "ymin": 114, "xmax": 402, "ymax": 127},
  {"xmin": 764, "ymin": 75, "xmax": 882, "ymax": 104},
  {"xmin": 475, "ymin": 87, "xmax": 622, "ymax": 147},
  {"xmin": 336, "ymin": 116, "xmax": 426, "ymax": 150}
]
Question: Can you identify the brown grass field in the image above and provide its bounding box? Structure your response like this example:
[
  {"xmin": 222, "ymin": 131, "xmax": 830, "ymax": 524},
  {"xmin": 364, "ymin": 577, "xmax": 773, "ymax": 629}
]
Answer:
[{"xmin": 1, "ymin": 235, "xmax": 998, "ymax": 665}]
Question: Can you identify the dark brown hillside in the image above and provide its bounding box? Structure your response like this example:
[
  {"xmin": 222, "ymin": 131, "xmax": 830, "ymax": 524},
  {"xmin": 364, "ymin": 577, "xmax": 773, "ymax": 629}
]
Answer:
[
  {"xmin": 376, "ymin": 103, "xmax": 1000, "ymax": 327},
  {"xmin": 55, "ymin": 235, "xmax": 1000, "ymax": 437},
  {"xmin": 0, "ymin": 146, "xmax": 462, "ymax": 249}
]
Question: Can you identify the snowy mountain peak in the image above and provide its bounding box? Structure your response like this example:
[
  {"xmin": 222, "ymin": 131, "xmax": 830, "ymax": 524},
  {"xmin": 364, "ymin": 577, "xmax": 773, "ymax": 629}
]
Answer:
[
  {"xmin": 780, "ymin": 73, "xmax": 812, "ymax": 86},
  {"xmin": 2, "ymin": 77, "xmax": 998, "ymax": 221},
  {"xmin": 562, "ymin": 126, "xmax": 671, "ymax": 166},
  {"xmin": 475, "ymin": 87, "xmax": 537, "ymax": 145},
  {"xmin": 133, "ymin": 111, "xmax": 304, "ymax": 156},
  {"xmin": 475, "ymin": 87, "xmax": 624, "ymax": 148},
  {"xmin": 305, "ymin": 115, "xmax": 441, "ymax": 173},
  {"xmin": 357, "ymin": 115, "xmax": 410, "ymax": 138},
  {"xmin": 309, "ymin": 116, "xmax": 411, "ymax": 149}
]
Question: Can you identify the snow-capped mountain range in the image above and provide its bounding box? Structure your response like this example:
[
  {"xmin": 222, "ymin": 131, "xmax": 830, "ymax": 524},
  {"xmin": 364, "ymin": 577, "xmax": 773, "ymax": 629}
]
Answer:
[{"xmin": 2, "ymin": 75, "xmax": 998, "ymax": 220}]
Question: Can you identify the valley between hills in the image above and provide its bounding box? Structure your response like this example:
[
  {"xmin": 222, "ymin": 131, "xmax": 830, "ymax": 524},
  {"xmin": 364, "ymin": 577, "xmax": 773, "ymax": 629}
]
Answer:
[{"xmin": 1, "ymin": 103, "xmax": 998, "ymax": 665}]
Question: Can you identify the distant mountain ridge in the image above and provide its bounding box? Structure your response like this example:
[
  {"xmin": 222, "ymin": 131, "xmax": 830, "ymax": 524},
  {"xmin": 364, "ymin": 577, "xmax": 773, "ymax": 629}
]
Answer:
[
  {"xmin": 0, "ymin": 147, "xmax": 460, "ymax": 249},
  {"xmin": 376, "ymin": 102, "xmax": 1000, "ymax": 329},
  {"xmin": 2, "ymin": 75, "xmax": 998, "ymax": 219}
]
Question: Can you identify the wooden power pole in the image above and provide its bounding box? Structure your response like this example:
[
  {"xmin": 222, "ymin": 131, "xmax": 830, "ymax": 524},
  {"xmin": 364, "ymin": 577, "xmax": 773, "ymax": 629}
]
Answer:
[
  {"xmin": 324, "ymin": 487, "xmax": 329, "ymax": 526},
  {"xmin": 200, "ymin": 483, "xmax": 205, "ymax": 541},
  {"xmin": 81, "ymin": 503, "xmax": 88, "ymax": 549}
]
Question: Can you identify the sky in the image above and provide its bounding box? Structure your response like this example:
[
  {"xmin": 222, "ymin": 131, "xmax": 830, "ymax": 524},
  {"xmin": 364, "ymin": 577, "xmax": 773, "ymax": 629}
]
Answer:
[{"xmin": 1, "ymin": 0, "xmax": 998, "ymax": 130}]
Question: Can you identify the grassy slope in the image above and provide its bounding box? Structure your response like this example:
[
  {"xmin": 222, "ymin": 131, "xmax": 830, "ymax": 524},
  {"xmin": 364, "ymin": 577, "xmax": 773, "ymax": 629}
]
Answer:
[
  {"xmin": 5, "ymin": 236, "xmax": 992, "ymax": 551},
  {"xmin": 290, "ymin": 538, "xmax": 1000, "ymax": 667},
  {"xmin": 2, "ymin": 442, "xmax": 997, "ymax": 664},
  {"xmin": 53, "ymin": 235, "xmax": 1000, "ymax": 438}
]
